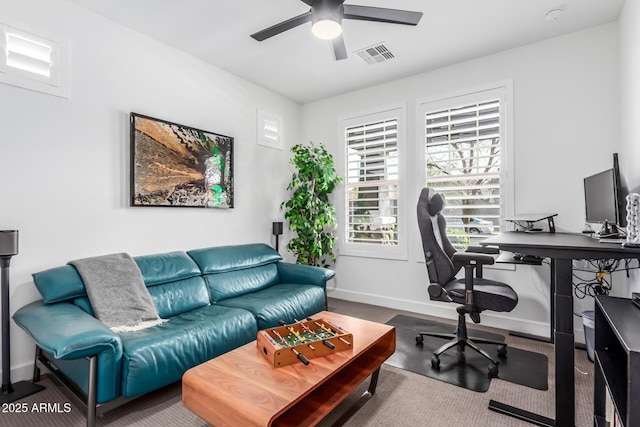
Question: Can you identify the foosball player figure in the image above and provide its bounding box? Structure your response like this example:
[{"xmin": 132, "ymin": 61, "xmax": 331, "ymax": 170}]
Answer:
[{"xmin": 301, "ymin": 321, "xmax": 335, "ymax": 350}]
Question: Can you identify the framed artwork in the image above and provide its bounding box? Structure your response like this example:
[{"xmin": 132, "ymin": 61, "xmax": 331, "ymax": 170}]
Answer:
[{"xmin": 130, "ymin": 113, "xmax": 234, "ymax": 208}]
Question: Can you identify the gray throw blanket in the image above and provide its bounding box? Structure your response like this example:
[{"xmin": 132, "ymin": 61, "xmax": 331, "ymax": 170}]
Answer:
[{"xmin": 68, "ymin": 253, "xmax": 165, "ymax": 332}]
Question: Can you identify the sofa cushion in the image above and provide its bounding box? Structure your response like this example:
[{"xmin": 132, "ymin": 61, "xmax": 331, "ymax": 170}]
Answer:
[
  {"xmin": 204, "ymin": 264, "xmax": 279, "ymax": 302},
  {"xmin": 134, "ymin": 251, "xmax": 201, "ymax": 286},
  {"xmin": 147, "ymin": 276, "xmax": 209, "ymax": 318},
  {"xmin": 187, "ymin": 243, "xmax": 282, "ymax": 274},
  {"xmin": 119, "ymin": 305, "xmax": 257, "ymax": 398},
  {"xmin": 33, "ymin": 251, "xmax": 201, "ymax": 304},
  {"xmin": 33, "ymin": 265, "xmax": 86, "ymax": 304},
  {"xmin": 73, "ymin": 276, "xmax": 210, "ymax": 319},
  {"xmin": 217, "ymin": 283, "xmax": 326, "ymax": 329}
]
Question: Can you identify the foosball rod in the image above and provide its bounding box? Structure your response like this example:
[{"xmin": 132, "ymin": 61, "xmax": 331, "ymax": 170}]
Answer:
[
  {"xmin": 287, "ymin": 326, "xmax": 315, "ymax": 351},
  {"xmin": 312, "ymin": 321, "xmax": 352, "ymax": 347},
  {"xmin": 299, "ymin": 320, "xmax": 335, "ymax": 350},
  {"xmin": 272, "ymin": 329, "xmax": 310, "ymax": 365},
  {"xmin": 286, "ymin": 322, "xmax": 320, "ymax": 351}
]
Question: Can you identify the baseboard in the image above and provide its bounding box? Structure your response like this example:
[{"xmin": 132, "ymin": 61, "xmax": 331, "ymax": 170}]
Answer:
[
  {"xmin": 327, "ymin": 288, "xmax": 586, "ymax": 344},
  {"xmin": 6, "ymin": 359, "xmax": 36, "ymax": 383}
]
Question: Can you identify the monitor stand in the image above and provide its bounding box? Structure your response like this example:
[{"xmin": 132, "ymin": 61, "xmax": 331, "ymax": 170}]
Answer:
[{"xmin": 505, "ymin": 213, "xmax": 557, "ymax": 233}]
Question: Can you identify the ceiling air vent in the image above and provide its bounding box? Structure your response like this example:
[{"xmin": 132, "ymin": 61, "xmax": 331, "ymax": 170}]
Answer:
[{"xmin": 354, "ymin": 43, "xmax": 395, "ymax": 65}]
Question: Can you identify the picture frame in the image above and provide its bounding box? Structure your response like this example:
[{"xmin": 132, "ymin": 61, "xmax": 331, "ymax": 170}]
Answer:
[{"xmin": 130, "ymin": 113, "xmax": 234, "ymax": 208}]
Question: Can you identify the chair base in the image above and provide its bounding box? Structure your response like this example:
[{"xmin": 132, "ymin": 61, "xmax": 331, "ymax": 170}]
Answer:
[{"xmin": 416, "ymin": 311, "xmax": 506, "ymax": 377}]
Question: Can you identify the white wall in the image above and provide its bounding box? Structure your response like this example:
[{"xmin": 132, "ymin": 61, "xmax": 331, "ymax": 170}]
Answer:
[
  {"xmin": 618, "ymin": 0, "xmax": 640, "ymax": 296},
  {"xmin": 301, "ymin": 23, "xmax": 622, "ymax": 339},
  {"xmin": 620, "ymin": 0, "xmax": 640, "ymax": 190},
  {"xmin": 0, "ymin": 0, "xmax": 299, "ymax": 380}
]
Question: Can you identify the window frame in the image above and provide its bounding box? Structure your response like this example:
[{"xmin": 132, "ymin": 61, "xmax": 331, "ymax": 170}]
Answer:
[
  {"xmin": 338, "ymin": 104, "xmax": 408, "ymax": 260},
  {"xmin": 416, "ymin": 82, "xmax": 514, "ymax": 263},
  {"xmin": 257, "ymin": 108, "xmax": 283, "ymax": 150}
]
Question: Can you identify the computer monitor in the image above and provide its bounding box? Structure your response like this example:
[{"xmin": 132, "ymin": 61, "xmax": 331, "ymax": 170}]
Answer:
[
  {"xmin": 613, "ymin": 152, "xmax": 627, "ymax": 228},
  {"xmin": 584, "ymin": 168, "xmax": 619, "ymax": 225}
]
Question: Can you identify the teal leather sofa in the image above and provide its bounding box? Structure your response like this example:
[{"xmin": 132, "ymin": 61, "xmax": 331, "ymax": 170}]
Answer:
[{"xmin": 13, "ymin": 243, "xmax": 334, "ymax": 427}]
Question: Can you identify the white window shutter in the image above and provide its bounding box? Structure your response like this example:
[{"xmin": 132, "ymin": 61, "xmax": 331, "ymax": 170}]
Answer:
[
  {"xmin": 345, "ymin": 117, "xmax": 399, "ymax": 246},
  {"xmin": 0, "ymin": 19, "xmax": 69, "ymax": 98},
  {"xmin": 424, "ymin": 99, "xmax": 502, "ymax": 248},
  {"xmin": 257, "ymin": 109, "xmax": 283, "ymax": 150}
]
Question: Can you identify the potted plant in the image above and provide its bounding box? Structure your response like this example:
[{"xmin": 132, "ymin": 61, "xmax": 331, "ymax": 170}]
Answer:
[{"xmin": 281, "ymin": 142, "xmax": 342, "ymax": 267}]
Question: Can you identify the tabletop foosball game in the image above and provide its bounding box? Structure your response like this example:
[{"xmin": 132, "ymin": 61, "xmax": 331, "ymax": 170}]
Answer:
[{"xmin": 257, "ymin": 317, "xmax": 354, "ymax": 367}]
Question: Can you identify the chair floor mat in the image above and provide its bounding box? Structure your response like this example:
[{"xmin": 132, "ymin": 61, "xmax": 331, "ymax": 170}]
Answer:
[{"xmin": 384, "ymin": 314, "xmax": 548, "ymax": 393}]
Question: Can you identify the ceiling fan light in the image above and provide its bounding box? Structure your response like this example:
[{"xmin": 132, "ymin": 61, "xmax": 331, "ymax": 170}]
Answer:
[{"xmin": 312, "ymin": 19, "xmax": 342, "ymax": 40}]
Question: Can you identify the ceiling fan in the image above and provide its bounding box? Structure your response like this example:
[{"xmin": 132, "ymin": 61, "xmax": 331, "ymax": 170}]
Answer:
[{"xmin": 250, "ymin": 0, "xmax": 423, "ymax": 61}]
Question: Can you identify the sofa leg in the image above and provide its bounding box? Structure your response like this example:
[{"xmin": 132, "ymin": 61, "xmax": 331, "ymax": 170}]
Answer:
[
  {"xmin": 32, "ymin": 346, "xmax": 41, "ymax": 382},
  {"xmin": 86, "ymin": 355, "xmax": 97, "ymax": 427}
]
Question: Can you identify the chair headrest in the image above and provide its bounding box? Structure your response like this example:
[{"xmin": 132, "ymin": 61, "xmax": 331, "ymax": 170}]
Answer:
[{"xmin": 421, "ymin": 187, "xmax": 445, "ymax": 216}]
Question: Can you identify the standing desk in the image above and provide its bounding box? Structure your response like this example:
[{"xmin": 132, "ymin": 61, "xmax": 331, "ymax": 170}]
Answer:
[{"xmin": 481, "ymin": 231, "xmax": 640, "ymax": 427}]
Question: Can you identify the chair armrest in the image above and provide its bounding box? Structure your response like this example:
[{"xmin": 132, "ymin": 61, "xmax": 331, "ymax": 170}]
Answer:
[
  {"xmin": 13, "ymin": 301, "xmax": 122, "ymax": 360},
  {"xmin": 276, "ymin": 262, "xmax": 335, "ymax": 287},
  {"xmin": 452, "ymin": 251, "xmax": 496, "ymax": 266},
  {"xmin": 466, "ymin": 245, "xmax": 500, "ymax": 255}
]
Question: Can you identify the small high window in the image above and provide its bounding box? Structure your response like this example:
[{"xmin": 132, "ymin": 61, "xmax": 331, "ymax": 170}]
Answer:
[{"xmin": 0, "ymin": 21, "xmax": 69, "ymax": 98}]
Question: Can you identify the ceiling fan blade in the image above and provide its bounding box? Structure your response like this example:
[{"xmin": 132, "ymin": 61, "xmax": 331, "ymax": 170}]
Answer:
[
  {"xmin": 250, "ymin": 11, "xmax": 313, "ymax": 41},
  {"xmin": 299, "ymin": 0, "xmax": 315, "ymax": 5},
  {"xmin": 331, "ymin": 35, "xmax": 348, "ymax": 61},
  {"xmin": 343, "ymin": 5, "xmax": 423, "ymax": 25}
]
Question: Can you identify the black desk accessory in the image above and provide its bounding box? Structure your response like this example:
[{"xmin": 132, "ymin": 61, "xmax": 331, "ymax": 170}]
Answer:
[
  {"xmin": 598, "ymin": 220, "xmax": 622, "ymax": 239},
  {"xmin": 512, "ymin": 253, "xmax": 544, "ymax": 263},
  {"xmin": 505, "ymin": 213, "xmax": 557, "ymax": 233},
  {"xmin": 0, "ymin": 230, "xmax": 45, "ymax": 403}
]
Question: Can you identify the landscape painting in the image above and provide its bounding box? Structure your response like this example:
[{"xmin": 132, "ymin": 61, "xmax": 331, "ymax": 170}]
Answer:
[{"xmin": 130, "ymin": 113, "xmax": 234, "ymax": 208}]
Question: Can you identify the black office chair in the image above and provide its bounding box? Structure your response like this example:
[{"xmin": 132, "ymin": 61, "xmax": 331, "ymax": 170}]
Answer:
[{"xmin": 416, "ymin": 187, "xmax": 518, "ymax": 377}]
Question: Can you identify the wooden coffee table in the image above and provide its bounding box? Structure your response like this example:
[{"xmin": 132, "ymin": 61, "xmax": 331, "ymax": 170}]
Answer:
[{"xmin": 182, "ymin": 311, "xmax": 395, "ymax": 426}]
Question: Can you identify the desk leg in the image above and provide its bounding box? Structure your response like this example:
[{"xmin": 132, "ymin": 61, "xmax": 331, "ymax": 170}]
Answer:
[
  {"xmin": 554, "ymin": 258, "xmax": 574, "ymax": 427},
  {"xmin": 549, "ymin": 259, "xmax": 556, "ymax": 344},
  {"xmin": 489, "ymin": 258, "xmax": 575, "ymax": 427}
]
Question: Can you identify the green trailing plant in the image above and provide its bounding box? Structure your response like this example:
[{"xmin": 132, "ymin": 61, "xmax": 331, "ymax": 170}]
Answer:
[{"xmin": 281, "ymin": 142, "xmax": 342, "ymax": 267}]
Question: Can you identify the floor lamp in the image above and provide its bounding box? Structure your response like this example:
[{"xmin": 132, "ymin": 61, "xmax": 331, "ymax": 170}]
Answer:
[{"xmin": 0, "ymin": 230, "xmax": 44, "ymax": 403}]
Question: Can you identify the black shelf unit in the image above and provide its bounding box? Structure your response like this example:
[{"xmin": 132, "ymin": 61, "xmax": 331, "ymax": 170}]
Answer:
[{"xmin": 594, "ymin": 295, "xmax": 640, "ymax": 426}]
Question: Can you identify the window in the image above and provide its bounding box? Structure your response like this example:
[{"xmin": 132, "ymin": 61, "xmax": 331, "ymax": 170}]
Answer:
[
  {"xmin": 257, "ymin": 109, "xmax": 283, "ymax": 150},
  {"xmin": 0, "ymin": 20, "xmax": 70, "ymax": 98},
  {"xmin": 419, "ymin": 84, "xmax": 512, "ymax": 250},
  {"xmin": 340, "ymin": 106, "xmax": 407, "ymax": 260}
]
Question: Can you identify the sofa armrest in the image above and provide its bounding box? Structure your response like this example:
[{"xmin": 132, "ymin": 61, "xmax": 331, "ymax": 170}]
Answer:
[
  {"xmin": 276, "ymin": 262, "xmax": 335, "ymax": 288},
  {"xmin": 13, "ymin": 301, "xmax": 122, "ymax": 360}
]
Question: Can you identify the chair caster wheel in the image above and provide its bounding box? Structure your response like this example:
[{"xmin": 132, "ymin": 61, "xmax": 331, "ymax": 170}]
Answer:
[
  {"xmin": 416, "ymin": 335, "xmax": 424, "ymax": 345},
  {"xmin": 488, "ymin": 363, "xmax": 499, "ymax": 377},
  {"xmin": 497, "ymin": 345, "xmax": 507, "ymax": 357},
  {"xmin": 431, "ymin": 356, "xmax": 440, "ymax": 369}
]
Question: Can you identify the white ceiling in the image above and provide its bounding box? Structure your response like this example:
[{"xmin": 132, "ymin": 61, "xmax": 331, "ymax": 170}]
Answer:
[{"xmin": 68, "ymin": 0, "xmax": 624, "ymax": 104}]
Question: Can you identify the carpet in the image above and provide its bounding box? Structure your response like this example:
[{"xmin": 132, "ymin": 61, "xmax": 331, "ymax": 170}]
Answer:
[{"xmin": 385, "ymin": 314, "xmax": 548, "ymax": 393}]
